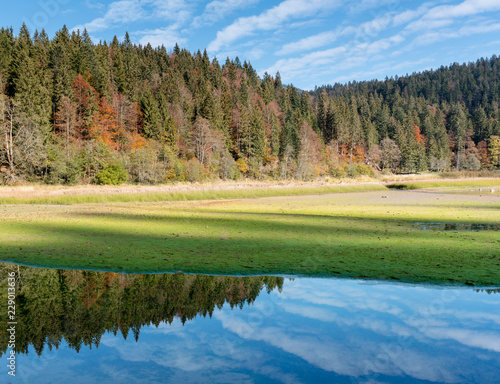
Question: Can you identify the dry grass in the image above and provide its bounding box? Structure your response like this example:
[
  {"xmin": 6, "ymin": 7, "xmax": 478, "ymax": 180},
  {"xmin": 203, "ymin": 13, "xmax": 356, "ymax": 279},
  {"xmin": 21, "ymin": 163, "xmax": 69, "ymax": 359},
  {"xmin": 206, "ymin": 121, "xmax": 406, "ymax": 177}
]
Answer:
[{"xmin": 0, "ymin": 180, "xmax": 386, "ymax": 204}]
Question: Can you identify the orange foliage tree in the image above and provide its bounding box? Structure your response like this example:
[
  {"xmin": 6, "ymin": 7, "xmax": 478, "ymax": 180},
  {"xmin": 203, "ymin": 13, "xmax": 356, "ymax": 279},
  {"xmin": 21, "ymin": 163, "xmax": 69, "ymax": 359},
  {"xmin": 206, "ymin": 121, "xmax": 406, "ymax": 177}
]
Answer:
[
  {"xmin": 91, "ymin": 93, "xmax": 145, "ymax": 152},
  {"xmin": 72, "ymin": 74, "xmax": 98, "ymax": 140}
]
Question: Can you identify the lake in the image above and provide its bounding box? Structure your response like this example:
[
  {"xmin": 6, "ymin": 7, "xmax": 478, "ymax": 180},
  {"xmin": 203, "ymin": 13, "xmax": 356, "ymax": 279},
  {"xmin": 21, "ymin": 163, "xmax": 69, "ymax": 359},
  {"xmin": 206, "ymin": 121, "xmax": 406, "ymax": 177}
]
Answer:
[{"xmin": 1, "ymin": 263, "xmax": 499, "ymax": 383}]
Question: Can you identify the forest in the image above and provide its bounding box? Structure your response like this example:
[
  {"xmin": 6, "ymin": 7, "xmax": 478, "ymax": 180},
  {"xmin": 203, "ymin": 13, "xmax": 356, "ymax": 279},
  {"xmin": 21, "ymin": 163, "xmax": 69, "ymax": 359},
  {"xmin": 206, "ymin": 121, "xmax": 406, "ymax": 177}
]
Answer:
[{"xmin": 1, "ymin": 24, "xmax": 500, "ymax": 185}]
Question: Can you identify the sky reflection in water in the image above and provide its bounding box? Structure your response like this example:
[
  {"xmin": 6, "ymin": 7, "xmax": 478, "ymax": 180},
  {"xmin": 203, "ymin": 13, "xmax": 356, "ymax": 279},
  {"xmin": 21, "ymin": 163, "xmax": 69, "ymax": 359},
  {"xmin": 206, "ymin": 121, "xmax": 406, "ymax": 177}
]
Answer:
[{"xmin": 7, "ymin": 271, "xmax": 500, "ymax": 384}]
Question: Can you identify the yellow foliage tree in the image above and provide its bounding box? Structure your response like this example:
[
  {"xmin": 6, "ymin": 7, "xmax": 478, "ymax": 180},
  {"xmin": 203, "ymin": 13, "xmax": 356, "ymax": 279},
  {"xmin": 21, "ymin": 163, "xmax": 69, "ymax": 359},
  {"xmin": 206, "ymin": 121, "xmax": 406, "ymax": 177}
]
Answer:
[{"xmin": 489, "ymin": 136, "xmax": 500, "ymax": 167}]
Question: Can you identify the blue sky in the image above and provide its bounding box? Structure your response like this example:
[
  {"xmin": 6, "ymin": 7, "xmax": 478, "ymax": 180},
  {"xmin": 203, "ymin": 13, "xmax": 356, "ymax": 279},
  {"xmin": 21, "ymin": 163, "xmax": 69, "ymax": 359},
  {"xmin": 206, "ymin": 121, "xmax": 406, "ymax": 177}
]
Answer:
[{"xmin": 2, "ymin": 0, "xmax": 500, "ymax": 90}]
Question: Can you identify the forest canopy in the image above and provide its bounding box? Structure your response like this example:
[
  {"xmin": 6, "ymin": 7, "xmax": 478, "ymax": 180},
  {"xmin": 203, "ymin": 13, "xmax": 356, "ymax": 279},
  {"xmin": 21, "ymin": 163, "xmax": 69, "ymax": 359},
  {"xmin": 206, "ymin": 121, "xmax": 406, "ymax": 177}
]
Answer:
[{"xmin": 0, "ymin": 25, "xmax": 499, "ymax": 184}]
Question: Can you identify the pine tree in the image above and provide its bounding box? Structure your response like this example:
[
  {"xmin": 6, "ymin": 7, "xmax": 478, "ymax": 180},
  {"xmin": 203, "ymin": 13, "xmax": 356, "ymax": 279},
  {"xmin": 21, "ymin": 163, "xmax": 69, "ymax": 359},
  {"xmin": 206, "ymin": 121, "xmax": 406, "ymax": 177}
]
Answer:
[
  {"xmin": 449, "ymin": 103, "xmax": 469, "ymax": 170},
  {"xmin": 249, "ymin": 104, "xmax": 266, "ymax": 159},
  {"xmin": 51, "ymin": 26, "xmax": 75, "ymax": 106},
  {"xmin": 473, "ymin": 106, "xmax": 490, "ymax": 142},
  {"xmin": 140, "ymin": 89, "xmax": 162, "ymax": 140},
  {"xmin": 0, "ymin": 28, "xmax": 14, "ymax": 86}
]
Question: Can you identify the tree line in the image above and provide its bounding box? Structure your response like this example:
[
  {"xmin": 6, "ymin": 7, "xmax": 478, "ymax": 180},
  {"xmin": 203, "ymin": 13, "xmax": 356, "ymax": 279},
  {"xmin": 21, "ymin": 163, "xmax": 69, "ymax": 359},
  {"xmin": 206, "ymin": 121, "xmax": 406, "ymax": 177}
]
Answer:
[{"xmin": 1, "ymin": 25, "xmax": 499, "ymax": 184}]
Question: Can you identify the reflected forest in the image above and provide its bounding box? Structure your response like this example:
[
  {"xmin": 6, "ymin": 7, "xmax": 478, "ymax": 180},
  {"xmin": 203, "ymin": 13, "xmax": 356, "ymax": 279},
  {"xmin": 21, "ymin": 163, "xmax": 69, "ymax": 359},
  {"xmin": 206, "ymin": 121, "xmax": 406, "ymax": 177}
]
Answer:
[{"xmin": 0, "ymin": 265, "xmax": 283, "ymax": 356}]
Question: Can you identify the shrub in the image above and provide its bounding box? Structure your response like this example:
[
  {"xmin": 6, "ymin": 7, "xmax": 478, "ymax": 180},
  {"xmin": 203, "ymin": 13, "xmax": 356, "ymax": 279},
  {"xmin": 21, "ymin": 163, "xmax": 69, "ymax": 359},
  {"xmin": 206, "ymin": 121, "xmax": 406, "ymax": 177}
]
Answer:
[
  {"xmin": 462, "ymin": 154, "xmax": 481, "ymax": 171},
  {"xmin": 94, "ymin": 164, "xmax": 129, "ymax": 185},
  {"xmin": 348, "ymin": 162, "xmax": 358, "ymax": 177},
  {"xmin": 236, "ymin": 158, "xmax": 248, "ymax": 174},
  {"xmin": 328, "ymin": 162, "xmax": 348, "ymax": 177},
  {"xmin": 356, "ymin": 163, "xmax": 375, "ymax": 177},
  {"xmin": 219, "ymin": 151, "xmax": 239, "ymax": 180},
  {"xmin": 185, "ymin": 158, "xmax": 206, "ymax": 182}
]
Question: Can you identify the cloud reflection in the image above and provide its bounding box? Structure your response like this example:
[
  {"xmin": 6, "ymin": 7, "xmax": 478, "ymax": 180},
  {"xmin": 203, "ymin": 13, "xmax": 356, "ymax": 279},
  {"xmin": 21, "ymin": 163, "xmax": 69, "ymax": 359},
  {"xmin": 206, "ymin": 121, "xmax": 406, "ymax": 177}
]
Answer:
[{"xmin": 17, "ymin": 277, "xmax": 500, "ymax": 384}]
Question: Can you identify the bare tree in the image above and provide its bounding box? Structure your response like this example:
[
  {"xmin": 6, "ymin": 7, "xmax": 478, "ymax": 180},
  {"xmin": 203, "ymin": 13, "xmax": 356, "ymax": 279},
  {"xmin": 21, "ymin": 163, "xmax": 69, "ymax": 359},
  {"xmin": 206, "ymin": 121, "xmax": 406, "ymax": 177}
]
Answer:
[
  {"xmin": 192, "ymin": 117, "xmax": 224, "ymax": 166},
  {"xmin": 54, "ymin": 95, "xmax": 77, "ymax": 158},
  {"xmin": 280, "ymin": 144, "xmax": 295, "ymax": 180},
  {"xmin": 0, "ymin": 96, "xmax": 16, "ymax": 182},
  {"xmin": 380, "ymin": 137, "xmax": 402, "ymax": 172},
  {"xmin": 296, "ymin": 121, "xmax": 322, "ymax": 180}
]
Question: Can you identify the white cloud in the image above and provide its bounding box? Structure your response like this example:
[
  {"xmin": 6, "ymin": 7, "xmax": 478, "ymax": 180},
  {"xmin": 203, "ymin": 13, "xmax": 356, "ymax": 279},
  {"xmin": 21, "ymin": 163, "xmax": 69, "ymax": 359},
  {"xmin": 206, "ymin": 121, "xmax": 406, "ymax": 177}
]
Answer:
[
  {"xmin": 360, "ymin": 34, "xmax": 404, "ymax": 55},
  {"xmin": 410, "ymin": 21, "xmax": 500, "ymax": 48},
  {"xmin": 348, "ymin": 0, "xmax": 399, "ymax": 13},
  {"xmin": 354, "ymin": 13, "xmax": 393, "ymax": 40},
  {"xmin": 216, "ymin": 310, "xmax": 462, "ymax": 382},
  {"xmin": 265, "ymin": 46, "xmax": 347, "ymax": 78},
  {"xmin": 207, "ymin": 0, "xmax": 341, "ymax": 52},
  {"xmin": 392, "ymin": 2, "xmax": 433, "ymax": 26},
  {"xmin": 147, "ymin": 0, "xmax": 192, "ymax": 22},
  {"xmin": 137, "ymin": 25, "xmax": 187, "ymax": 48},
  {"xmin": 273, "ymin": 4, "xmax": 421, "ymax": 66},
  {"xmin": 74, "ymin": 0, "xmax": 147, "ymax": 32},
  {"xmin": 278, "ymin": 1, "xmax": 424, "ymax": 55},
  {"xmin": 424, "ymin": 0, "xmax": 500, "ymax": 20},
  {"xmin": 405, "ymin": 17, "xmax": 455, "ymax": 33},
  {"xmin": 74, "ymin": 0, "xmax": 192, "ymax": 34},
  {"xmin": 265, "ymin": 33, "xmax": 404, "ymax": 86},
  {"xmin": 277, "ymin": 29, "xmax": 354, "ymax": 56},
  {"xmin": 404, "ymin": 0, "xmax": 500, "ymax": 34},
  {"xmin": 192, "ymin": 0, "xmax": 260, "ymax": 28},
  {"xmin": 424, "ymin": 327, "xmax": 500, "ymax": 352},
  {"xmin": 84, "ymin": 0, "xmax": 105, "ymax": 9}
]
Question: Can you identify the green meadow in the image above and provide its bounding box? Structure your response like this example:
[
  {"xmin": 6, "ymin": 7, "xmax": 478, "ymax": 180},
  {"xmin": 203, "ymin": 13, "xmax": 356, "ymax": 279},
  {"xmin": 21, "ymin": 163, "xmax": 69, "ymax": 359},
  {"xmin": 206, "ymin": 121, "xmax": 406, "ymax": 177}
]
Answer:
[{"xmin": 1, "ymin": 183, "xmax": 499, "ymax": 286}]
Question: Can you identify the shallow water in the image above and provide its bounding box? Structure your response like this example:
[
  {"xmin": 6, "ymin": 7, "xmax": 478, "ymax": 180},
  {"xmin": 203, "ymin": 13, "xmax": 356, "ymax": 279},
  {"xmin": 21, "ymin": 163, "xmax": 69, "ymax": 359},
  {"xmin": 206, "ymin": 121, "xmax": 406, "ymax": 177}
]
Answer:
[{"xmin": 1, "ymin": 264, "xmax": 499, "ymax": 384}]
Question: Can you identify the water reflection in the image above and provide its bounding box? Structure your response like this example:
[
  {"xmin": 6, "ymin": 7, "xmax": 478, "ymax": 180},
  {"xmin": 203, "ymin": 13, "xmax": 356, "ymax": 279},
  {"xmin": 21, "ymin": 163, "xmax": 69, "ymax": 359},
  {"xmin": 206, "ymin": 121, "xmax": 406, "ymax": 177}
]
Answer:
[
  {"xmin": 1, "ymin": 264, "xmax": 499, "ymax": 384},
  {"xmin": 0, "ymin": 264, "xmax": 283, "ymax": 356}
]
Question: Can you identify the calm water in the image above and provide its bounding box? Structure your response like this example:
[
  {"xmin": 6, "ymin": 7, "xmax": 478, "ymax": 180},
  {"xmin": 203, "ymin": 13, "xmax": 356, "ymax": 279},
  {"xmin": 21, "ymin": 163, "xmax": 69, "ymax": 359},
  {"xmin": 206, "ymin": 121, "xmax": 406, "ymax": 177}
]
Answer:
[{"xmin": 1, "ymin": 264, "xmax": 499, "ymax": 384}]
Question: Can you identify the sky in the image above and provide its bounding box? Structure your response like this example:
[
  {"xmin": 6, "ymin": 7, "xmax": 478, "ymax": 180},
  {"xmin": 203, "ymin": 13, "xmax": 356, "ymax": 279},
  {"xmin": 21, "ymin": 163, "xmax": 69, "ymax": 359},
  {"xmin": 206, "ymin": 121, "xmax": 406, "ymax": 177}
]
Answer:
[{"xmin": 2, "ymin": 0, "xmax": 500, "ymax": 90}]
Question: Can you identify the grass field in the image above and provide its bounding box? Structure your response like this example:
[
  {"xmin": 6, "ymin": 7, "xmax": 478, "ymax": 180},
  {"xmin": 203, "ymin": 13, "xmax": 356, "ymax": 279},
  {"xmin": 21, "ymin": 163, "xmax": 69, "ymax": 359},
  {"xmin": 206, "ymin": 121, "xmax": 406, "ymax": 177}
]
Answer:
[{"xmin": 1, "ymin": 185, "xmax": 499, "ymax": 286}]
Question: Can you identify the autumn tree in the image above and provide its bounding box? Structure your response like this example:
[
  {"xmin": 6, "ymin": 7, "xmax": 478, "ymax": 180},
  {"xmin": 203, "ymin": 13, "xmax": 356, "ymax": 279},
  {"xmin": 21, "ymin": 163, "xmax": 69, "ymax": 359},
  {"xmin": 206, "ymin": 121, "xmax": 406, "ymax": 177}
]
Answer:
[
  {"xmin": 73, "ymin": 74, "xmax": 97, "ymax": 140},
  {"xmin": 54, "ymin": 97, "xmax": 77, "ymax": 163},
  {"xmin": 296, "ymin": 121, "xmax": 322, "ymax": 180},
  {"xmin": 489, "ymin": 136, "xmax": 500, "ymax": 167},
  {"xmin": 380, "ymin": 138, "xmax": 401, "ymax": 171}
]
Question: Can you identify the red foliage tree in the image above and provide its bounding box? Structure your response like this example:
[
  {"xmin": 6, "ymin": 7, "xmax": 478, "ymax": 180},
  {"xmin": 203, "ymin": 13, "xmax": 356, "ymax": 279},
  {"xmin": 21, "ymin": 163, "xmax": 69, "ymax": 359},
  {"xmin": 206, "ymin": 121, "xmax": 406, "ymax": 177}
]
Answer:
[
  {"xmin": 54, "ymin": 95, "xmax": 77, "ymax": 153},
  {"xmin": 414, "ymin": 124, "xmax": 425, "ymax": 143},
  {"xmin": 91, "ymin": 97, "xmax": 118, "ymax": 150},
  {"xmin": 72, "ymin": 74, "xmax": 98, "ymax": 140}
]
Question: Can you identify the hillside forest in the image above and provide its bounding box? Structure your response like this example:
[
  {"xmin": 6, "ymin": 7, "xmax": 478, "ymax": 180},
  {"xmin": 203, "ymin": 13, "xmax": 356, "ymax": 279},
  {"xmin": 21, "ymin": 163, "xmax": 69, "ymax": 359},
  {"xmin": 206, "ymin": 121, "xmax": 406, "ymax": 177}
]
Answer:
[{"xmin": 1, "ymin": 25, "xmax": 500, "ymax": 184}]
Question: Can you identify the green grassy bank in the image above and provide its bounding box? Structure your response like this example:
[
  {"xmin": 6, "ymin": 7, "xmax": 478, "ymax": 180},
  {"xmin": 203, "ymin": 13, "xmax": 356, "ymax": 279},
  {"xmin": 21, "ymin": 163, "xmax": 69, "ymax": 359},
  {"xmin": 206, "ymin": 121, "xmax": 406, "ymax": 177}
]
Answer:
[
  {"xmin": 1, "ymin": 189, "xmax": 499, "ymax": 286},
  {"xmin": 387, "ymin": 178, "xmax": 500, "ymax": 190}
]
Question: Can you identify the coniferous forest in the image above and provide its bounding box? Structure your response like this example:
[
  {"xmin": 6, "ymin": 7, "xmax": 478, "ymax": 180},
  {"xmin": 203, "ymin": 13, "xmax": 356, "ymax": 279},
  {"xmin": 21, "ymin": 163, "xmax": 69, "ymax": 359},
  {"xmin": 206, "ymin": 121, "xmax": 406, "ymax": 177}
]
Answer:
[{"xmin": 1, "ymin": 25, "xmax": 500, "ymax": 185}]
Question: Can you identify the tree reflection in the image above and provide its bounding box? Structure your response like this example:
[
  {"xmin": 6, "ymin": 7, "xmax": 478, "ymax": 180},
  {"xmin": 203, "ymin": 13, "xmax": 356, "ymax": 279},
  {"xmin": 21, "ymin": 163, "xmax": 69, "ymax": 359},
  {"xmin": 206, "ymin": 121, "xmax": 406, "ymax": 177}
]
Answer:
[
  {"xmin": 0, "ymin": 265, "xmax": 283, "ymax": 356},
  {"xmin": 475, "ymin": 288, "xmax": 500, "ymax": 294}
]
